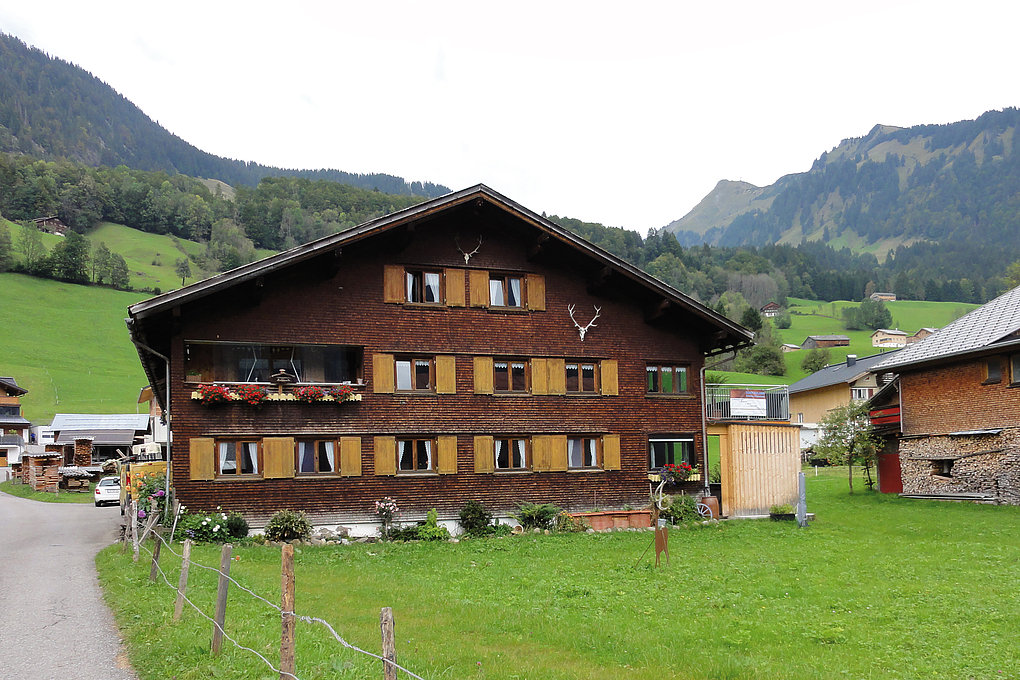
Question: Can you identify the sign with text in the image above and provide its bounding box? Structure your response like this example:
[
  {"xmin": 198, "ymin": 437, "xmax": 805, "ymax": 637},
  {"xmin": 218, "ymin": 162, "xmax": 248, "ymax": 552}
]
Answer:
[{"xmin": 730, "ymin": 388, "xmax": 767, "ymax": 417}]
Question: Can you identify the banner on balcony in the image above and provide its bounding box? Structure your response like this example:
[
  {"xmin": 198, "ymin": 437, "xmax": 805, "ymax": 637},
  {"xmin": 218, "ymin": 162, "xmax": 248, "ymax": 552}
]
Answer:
[{"xmin": 730, "ymin": 389, "xmax": 767, "ymax": 417}]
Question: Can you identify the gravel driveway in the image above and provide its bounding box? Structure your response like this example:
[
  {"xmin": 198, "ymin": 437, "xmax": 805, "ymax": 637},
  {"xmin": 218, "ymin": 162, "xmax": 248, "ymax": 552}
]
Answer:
[{"xmin": 0, "ymin": 488, "xmax": 138, "ymax": 680}]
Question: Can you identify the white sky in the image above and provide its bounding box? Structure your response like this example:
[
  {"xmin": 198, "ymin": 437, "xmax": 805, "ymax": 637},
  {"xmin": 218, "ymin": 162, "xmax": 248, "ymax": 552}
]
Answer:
[{"xmin": 2, "ymin": 1, "xmax": 1019, "ymax": 234}]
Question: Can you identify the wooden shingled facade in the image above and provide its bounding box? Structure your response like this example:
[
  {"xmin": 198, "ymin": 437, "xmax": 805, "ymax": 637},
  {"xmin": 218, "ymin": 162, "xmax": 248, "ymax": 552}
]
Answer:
[{"xmin": 128, "ymin": 186, "xmax": 751, "ymax": 527}]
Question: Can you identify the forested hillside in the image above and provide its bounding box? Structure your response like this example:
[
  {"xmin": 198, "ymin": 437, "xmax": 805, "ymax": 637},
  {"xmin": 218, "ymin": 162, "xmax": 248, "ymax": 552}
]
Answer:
[{"xmin": 0, "ymin": 33, "xmax": 448, "ymax": 198}]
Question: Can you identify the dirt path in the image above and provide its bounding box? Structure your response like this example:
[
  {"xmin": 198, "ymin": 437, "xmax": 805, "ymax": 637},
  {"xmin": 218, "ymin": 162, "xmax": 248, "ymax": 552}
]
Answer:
[{"xmin": 0, "ymin": 490, "xmax": 137, "ymax": 680}]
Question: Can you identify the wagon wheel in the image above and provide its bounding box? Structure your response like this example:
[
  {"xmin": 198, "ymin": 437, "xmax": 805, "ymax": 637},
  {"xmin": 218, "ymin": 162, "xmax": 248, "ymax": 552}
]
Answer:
[{"xmin": 696, "ymin": 502, "xmax": 714, "ymax": 519}]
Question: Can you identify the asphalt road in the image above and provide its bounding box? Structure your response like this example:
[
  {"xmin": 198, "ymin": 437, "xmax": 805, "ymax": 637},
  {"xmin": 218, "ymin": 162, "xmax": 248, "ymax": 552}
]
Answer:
[{"xmin": 0, "ymin": 489, "xmax": 138, "ymax": 680}]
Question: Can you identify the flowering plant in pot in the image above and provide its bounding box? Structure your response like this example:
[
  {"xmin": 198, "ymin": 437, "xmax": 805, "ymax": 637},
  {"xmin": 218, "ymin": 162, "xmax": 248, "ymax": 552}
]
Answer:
[
  {"xmin": 233, "ymin": 384, "xmax": 267, "ymax": 405},
  {"xmin": 659, "ymin": 462, "xmax": 694, "ymax": 484},
  {"xmin": 293, "ymin": 385, "xmax": 327, "ymax": 403},
  {"xmin": 195, "ymin": 383, "xmax": 232, "ymax": 406}
]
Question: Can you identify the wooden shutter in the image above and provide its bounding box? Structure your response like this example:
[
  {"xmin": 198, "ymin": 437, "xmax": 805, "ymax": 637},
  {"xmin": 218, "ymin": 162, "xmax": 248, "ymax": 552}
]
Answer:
[
  {"xmin": 373, "ymin": 353, "xmax": 394, "ymax": 393},
  {"xmin": 600, "ymin": 359, "xmax": 619, "ymax": 396},
  {"xmin": 473, "ymin": 436, "xmax": 494, "ymax": 473},
  {"xmin": 445, "ymin": 268, "xmax": 465, "ymax": 307},
  {"xmin": 469, "ymin": 269, "xmax": 490, "ymax": 307},
  {"xmin": 547, "ymin": 358, "xmax": 566, "ymax": 395},
  {"xmin": 550, "ymin": 435, "xmax": 568, "ymax": 471},
  {"xmin": 532, "ymin": 435, "xmax": 552, "ymax": 472},
  {"xmin": 602, "ymin": 434, "xmax": 621, "ymax": 471},
  {"xmin": 436, "ymin": 355, "xmax": 457, "ymax": 394},
  {"xmin": 340, "ymin": 437, "xmax": 362, "ymax": 477},
  {"xmin": 531, "ymin": 358, "xmax": 549, "ymax": 395},
  {"xmin": 383, "ymin": 265, "xmax": 404, "ymax": 303},
  {"xmin": 527, "ymin": 273, "xmax": 546, "ymax": 311},
  {"xmin": 473, "ymin": 356, "xmax": 494, "ymax": 394},
  {"xmin": 373, "ymin": 437, "xmax": 396, "ymax": 476},
  {"xmin": 189, "ymin": 437, "xmax": 215, "ymax": 480},
  {"xmin": 263, "ymin": 437, "xmax": 295, "ymax": 479},
  {"xmin": 437, "ymin": 435, "xmax": 458, "ymax": 475}
]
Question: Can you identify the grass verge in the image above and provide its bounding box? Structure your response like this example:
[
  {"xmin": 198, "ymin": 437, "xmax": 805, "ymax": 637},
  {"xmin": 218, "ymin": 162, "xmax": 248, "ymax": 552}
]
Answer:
[
  {"xmin": 1, "ymin": 478, "xmax": 94, "ymax": 503},
  {"xmin": 97, "ymin": 468, "xmax": 1020, "ymax": 680}
]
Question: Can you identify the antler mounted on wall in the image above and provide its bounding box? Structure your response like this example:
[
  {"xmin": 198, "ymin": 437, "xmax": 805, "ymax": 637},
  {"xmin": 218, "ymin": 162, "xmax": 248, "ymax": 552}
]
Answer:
[
  {"xmin": 567, "ymin": 304, "xmax": 602, "ymax": 341},
  {"xmin": 454, "ymin": 234, "xmax": 482, "ymax": 264}
]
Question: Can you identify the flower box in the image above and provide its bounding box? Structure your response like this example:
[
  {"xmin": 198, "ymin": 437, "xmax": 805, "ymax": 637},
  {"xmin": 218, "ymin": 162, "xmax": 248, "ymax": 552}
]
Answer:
[
  {"xmin": 569, "ymin": 509, "xmax": 653, "ymax": 531},
  {"xmin": 191, "ymin": 383, "xmax": 362, "ymax": 406}
]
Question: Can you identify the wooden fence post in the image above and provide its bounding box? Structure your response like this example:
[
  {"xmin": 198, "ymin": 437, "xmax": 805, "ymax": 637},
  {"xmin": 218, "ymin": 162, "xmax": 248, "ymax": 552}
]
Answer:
[
  {"xmin": 148, "ymin": 529, "xmax": 163, "ymax": 582},
  {"xmin": 131, "ymin": 500, "xmax": 139, "ymax": 562},
  {"xmin": 280, "ymin": 544, "xmax": 296, "ymax": 679},
  {"xmin": 380, "ymin": 607, "xmax": 396, "ymax": 680},
  {"xmin": 211, "ymin": 543, "xmax": 232, "ymax": 655},
  {"xmin": 173, "ymin": 539, "xmax": 193, "ymax": 622}
]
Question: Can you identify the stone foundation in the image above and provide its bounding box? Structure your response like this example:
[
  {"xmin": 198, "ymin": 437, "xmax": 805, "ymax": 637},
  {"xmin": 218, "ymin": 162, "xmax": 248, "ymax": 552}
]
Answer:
[{"xmin": 899, "ymin": 428, "xmax": 1020, "ymax": 504}]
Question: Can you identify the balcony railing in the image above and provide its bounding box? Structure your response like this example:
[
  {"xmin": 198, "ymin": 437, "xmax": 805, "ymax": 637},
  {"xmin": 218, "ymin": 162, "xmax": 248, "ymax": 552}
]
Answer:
[{"xmin": 705, "ymin": 384, "xmax": 789, "ymax": 422}]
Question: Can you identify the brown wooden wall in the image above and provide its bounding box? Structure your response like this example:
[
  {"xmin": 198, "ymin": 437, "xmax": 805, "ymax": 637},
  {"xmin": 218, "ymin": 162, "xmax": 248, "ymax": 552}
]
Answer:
[
  {"xmin": 167, "ymin": 211, "xmax": 711, "ymax": 525},
  {"xmin": 900, "ymin": 355, "xmax": 1020, "ymax": 436},
  {"xmin": 712, "ymin": 422, "xmax": 800, "ymax": 517}
]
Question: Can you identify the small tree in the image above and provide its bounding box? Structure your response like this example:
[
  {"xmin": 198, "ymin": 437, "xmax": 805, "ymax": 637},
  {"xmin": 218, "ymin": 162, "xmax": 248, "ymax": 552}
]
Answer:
[
  {"xmin": 175, "ymin": 257, "xmax": 192, "ymax": 286},
  {"xmin": 800, "ymin": 348, "xmax": 831, "ymax": 374},
  {"xmin": 814, "ymin": 401, "xmax": 879, "ymax": 494}
]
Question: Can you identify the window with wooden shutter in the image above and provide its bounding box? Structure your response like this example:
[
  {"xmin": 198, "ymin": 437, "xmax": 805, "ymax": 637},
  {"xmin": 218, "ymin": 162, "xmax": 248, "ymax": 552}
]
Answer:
[
  {"xmin": 437, "ymin": 435, "xmax": 458, "ymax": 474},
  {"xmin": 373, "ymin": 353, "xmax": 394, "ymax": 393},
  {"xmin": 473, "ymin": 356, "xmax": 494, "ymax": 394},
  {"xmin": 436, "ymin": 355, "xmax": 457, "ymax": 394},
  {"xmin": 340, "ymin": 437, "xmax": 362, "ymax": 477},
  {"xmin": 547, "ymin": 358, "xmax": 567, "ymax": 395},
  {"xmin": 526, "ymin": 274, "xmax": 546, "ymax": 311},
  {"xmin": 374, "ymin": 436, "xmax": 396, "ymax": 476},
  {"xmin": 603, "ymin": 434, "xmax": 621, "ymax": 471},
  {"xmin": 600, "ymin": 360, "xmax": 618, "ymax": 396},
  {"xmin": 469, "ymin": 269, "xmax": 490, "ymax": 307},
  {"xmin": 189, "ymin": 437, "xmax": 215, "ymax": 481},
  {"xmin": 473, "ymin": 435, "xmax": 494, "ymax": 473},
  {"xmin": 445, "ymin": 268, "xmax": 466, "ymax": 307},
  {"xmin": 532, "ymin": 435, "xmax": 552, "ymax": 472},
  {"xmin": 263, "ymin": 437, "xmax": 295, "ymax": 479},
  {"xmin": 383, "ymin": 265, "xmax": 404, "ymax": 303},
  {"xmin": 531, "ymin": 358, "xmax": 549, "ymax": 395},
  {"xmin": 550, "ymin": 435, "xmax": 568, "ymax": 471}
]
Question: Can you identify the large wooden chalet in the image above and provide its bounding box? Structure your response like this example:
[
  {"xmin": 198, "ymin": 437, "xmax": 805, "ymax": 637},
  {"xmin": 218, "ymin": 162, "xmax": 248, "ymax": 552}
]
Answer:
[{"xmin": 126, "ymin": 185, "xmax": 752, "ymax": 531}]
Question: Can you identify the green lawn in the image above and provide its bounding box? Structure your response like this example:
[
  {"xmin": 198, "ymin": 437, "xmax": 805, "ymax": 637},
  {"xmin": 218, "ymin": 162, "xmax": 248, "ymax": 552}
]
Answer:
[
  {"xmin": 0, "ymin": 479, "xmax": 95, "ymax": 502},
  {"xmin": 0, "ymin": 272, "xmax": 148, "ymax": 423},
  {"xmin": 96, "ymin": 469, "xmax": 1020, "ymax": 680}
]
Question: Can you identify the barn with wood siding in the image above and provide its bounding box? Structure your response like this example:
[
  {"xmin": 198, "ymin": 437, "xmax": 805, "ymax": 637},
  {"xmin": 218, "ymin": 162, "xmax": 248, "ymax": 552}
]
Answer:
[{"xmin": 126, "ymin": 185, "xmax": 752, "ymax": 532}]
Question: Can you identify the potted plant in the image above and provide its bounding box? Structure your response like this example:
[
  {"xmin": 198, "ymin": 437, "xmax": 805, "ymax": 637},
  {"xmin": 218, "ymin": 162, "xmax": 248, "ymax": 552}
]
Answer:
[
  {"xmin": 658, "ymin": 462, "xmax": 694, "ymax": 485},
  {"xmin": 769, "ymin": 503, "xmax": 796, "ymax": 521}
]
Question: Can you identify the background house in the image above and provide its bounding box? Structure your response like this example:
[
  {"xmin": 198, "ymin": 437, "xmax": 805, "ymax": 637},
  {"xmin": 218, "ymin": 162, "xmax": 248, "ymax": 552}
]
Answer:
[
  {"xmin": 869, "ymin": 287, "xmax": 1020, "ymax": 504},
  {"xmin": 870, "ymin": 292, "xmax": 896, "ymax": 302},
  {"xmin": 789, "ymin": 352, "xmax": 899, "ymax": 449},
  {"xmin": 760, "ymin": 302, "xmax": 781, "ymax": 318},
  {"xmin": 801, "ymin": 335, "xmax": 850, "ymax": 349},
  {"xmin": 906, "ymin": 327, "xmax": 939, "ymax": 344},
  {"xmin": 126, "ymin": 185, "xmax": 753, "ymax": 532},
  {"xmin": 49, "ymin": 413, "xmax": 150, "ymax": 463},
  {"xmin": 0, "ymin": 377, "xmax": 30, "ymax": 469},
  {"xmin": 871, "ymin": 328, "xmax": 908, "ymax": 348}
]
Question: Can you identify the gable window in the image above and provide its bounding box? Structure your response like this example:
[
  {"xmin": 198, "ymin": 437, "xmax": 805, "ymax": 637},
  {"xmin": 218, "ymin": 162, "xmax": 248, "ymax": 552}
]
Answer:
[
  {"xmin": 398, "ymin": 438, "xmax": 435, "ymax": 472},
  {"xmin": 218, "ymin": 440, "xmax": 260, "ymax": 476},
  {"xmin": 407, "ymin": 270, "xmax": 442, "ymax": 304},
  {"xmin": 851, "ymin": 387, "xmax": 873, "ymax": 401},
  {"xmin": 185, "ymin": 342, "xmax": 362, "ymax": 384},
  {"xmin": 1010, "ymin": 355, "xmax": 1020, "ymax": 385},
  {"xmin": 649, "ymin": 437, "xmax": 694, "ymax": 470},
  {"xmin": 296, "ymin": 440, "xmax": 336, "ymax": 475},
  {"xmin": 494, "ymin": 360, "xmax": 529, "ymax": 393},
  {"xmin": 566, "ymin": 362, "xmax": 598, "ymax": 393},
  {"xmin": 646, "ymin": 364, "xmax": 689, "ymax": 394},
  {"xmin": 985, "ymin": 358, "xmax": 1002, "ymax": 384},
  {"xmin": 489, "ymin": 274, "xmax": 523, "ymax": 307},
  {"xmin": 396, "ymin": 357, "xmax": 433, "ymax": 391},
  {"xmin": 495, "ymin": 437, "xmax": 528, "ymax": 470},
  {"xmin": 567, "ymin": 436, "xmax": 600, "ymax": 468}
]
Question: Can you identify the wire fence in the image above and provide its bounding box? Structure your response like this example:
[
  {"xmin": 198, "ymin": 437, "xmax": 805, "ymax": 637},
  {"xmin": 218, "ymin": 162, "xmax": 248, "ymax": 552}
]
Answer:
[{"xmin": 134, "ymin": 526, "xmax": 427, "ymax": 680}]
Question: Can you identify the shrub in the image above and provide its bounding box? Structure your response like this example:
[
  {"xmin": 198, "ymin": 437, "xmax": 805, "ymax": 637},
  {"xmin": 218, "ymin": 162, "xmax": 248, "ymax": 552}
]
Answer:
[
  {"xmin": 513, "ymin": 502, "xmax": 561, "ymax": 531},
  {"xmin": 387, "ymin": 524, "xmax": 423, "ymax": 541},
  {"xmin": 137, "ymin": 473, "xmax": 170, "ymax": 521},
  {"xmin": 660, "ymin": 494, "xmax": 700, "ymax": 525},
  {"xmin": 173, "ymin": 509, "xmax": 231, "ymax": 542},
  {"xmin": 225, "ymin": 512, "xmax": 249, "ymax": 538},
  {"xmin": 264, "ymin": 510, "xmax": 312, "ymax": 542},
  {"xmin": 555, "ymin": 512, "xmax": 590, "ymax": 533},
  {"xmin": 709, "ymin": 462, "xmax": 722, "ymax": 484},
  {"xmin": 770, "ymin": 504, "xmax": 795, "ymax": 515},
  {"xmin": 416, "ymin": 508, "xmax": 451, "ymax": 541},
  {"xmin": 459, "ymin": 500, "xmax": 496, "ymax": 537}
]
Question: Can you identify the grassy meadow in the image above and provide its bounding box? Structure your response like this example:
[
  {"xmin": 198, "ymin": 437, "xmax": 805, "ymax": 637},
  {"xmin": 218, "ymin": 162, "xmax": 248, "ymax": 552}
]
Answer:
[
  {"xmin": 0, "ymin": 478, "xmax": 95, "ymax": 503},
  {"xmin": 96, "ymin": 468, "xmax": 1020, "ymax": 680}
]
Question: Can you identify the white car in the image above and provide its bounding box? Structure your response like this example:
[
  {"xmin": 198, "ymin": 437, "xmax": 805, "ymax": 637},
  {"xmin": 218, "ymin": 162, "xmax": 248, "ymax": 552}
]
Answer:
[{"xmin": 94, "ymin": 476, "xmax": 120, "ymax": 507}]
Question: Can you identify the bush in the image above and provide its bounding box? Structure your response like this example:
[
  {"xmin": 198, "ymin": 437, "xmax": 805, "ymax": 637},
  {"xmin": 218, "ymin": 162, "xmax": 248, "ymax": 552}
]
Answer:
[
  {"xmin": 173, "ymin": 509, "xmax": 232, "ymax": 542},
  {"xmin": 513, "ymin": 502, "xmax": 561, "ymax": 531},
  {"xmin": 264, "ymin": 510, "xmax": 312, "ymax": 542},
  {"xmin": 555, "ymin": 512, "xmax": 590, "ymax": 532},
  {"xmin": 709, "ymin": 462, "xmax": 722, "ymax": 484},
  {"xmin": 225, "ymin": 512, "xmax": 249, "ymax": 538},
  {"xmin": 770, "ymin": 504, "xmax": 795, "ymax": 515},
  {"xmin": 459, "ymin": 500, "xmax": 496, "ymax": 538},
  {"xmin": 660, "ymin": 494, "xmax": 701, "ymax": 525},
  {"xmin": 389, "ymin": 508, "xmax": 452, "ymax": 541},
  {"xmin": 137, "ymin": 474, "xmax": 170, "ymax": 522}
]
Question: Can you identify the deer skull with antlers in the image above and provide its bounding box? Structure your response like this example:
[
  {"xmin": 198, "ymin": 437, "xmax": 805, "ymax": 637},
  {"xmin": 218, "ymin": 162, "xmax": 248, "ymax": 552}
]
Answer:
[
  {"xmin": 567, "ymin": 304, "xmax": 601, "ymax": 341},
  {"xmin": 454, "ymin": 234, "xmax": 482, "ymax": 264}
]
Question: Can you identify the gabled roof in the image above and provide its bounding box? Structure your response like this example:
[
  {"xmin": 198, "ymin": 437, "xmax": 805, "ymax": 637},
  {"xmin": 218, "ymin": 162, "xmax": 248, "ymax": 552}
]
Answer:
[
  {"xmin": 872, "ymin": 328, "xmax": 907, "ymax": 336},
  {"xmin": 872, "ymin": 285, "xmax": 1020, "ymax": 371},
  {"xmin": 0, "ymin": 377, "xmax": 27, "ymax": 396},
  {"xmin": 804, "ymin": 335, "xmax": 850, "ymax": 341},
  {"xmin": 789, "ymin": 351, "xmax": 900, "ymax": 394},
  {"xmin": 50, "ymin": 413, "xmax": 149, "ymax": 432},
  {"xmin": 127, "ymin": 185, "xmax": 753, "ymax": 411}
]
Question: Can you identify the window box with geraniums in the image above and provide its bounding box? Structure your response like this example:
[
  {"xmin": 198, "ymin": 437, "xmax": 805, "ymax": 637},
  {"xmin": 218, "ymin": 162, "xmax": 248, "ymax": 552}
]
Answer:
[
  {"xmin": 192, "ymin": 383, "xmax": 363, "ymax": 405},
  {"xmin": 658, "ymin": 462, "xmax": 694, "ymax": 484},
  {"xmin": 194, "ymin": 383, "xmax": 233, "ymax": 406}
]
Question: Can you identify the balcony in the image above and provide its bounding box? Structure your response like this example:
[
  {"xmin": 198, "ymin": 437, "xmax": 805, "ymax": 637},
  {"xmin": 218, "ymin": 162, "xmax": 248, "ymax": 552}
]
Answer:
[{"xmin": 705, "ymin": 384, "xmax": 789, "ymax": 422}]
